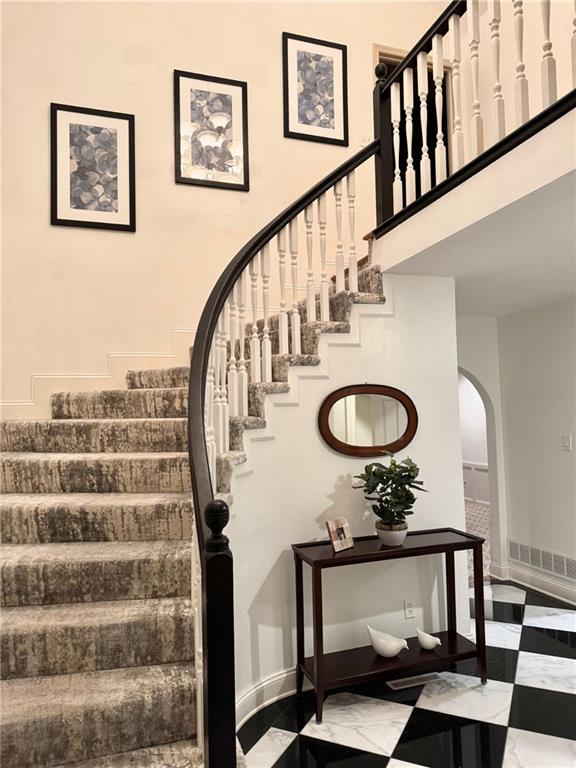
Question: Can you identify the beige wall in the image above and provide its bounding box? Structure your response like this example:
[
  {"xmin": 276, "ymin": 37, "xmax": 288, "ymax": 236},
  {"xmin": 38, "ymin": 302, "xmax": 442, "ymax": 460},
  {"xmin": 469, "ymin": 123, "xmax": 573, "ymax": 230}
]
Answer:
[{"xmin": 1, "ymin": 1, "xmax": 445, "ymax": 403}]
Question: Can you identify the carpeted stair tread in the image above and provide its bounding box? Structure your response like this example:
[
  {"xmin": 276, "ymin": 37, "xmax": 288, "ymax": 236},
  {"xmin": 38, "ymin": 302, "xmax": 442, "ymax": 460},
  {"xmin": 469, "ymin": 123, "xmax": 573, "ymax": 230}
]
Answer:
[
  {"xmin": 1, "ymin": 597, "xmax": 193, "ymax": 679},
  {"xmin": 1, "ymin": 452, "xmax": 190, "ymax": 494},
  {"xmin": 126, "ymin": 367, "xmax": 189, "ymax": 390},
  {"xmin": 65, "ymin": 740, "xmax": 202, "ymax": 768},
  {"xmin": 0, "ymin": 541, "xmax": 191, "ymax": 606},
  {"xmin": 0, "ymin": 418, "xmax": 187, "ymax": 453},
  {"xmin": 0, "ymin": 662, "xmax": 196, "ymax": 768},
  {"xmin": 0, "ymin": 492, "xmax": 193, "ymax": 544},
  {"xmin": 248, "ymin": 382, "xmax": 291, "ymax": 418},
  {"xmin": 51, "ymin": 388, "xmax": 188, "ymax": 419}
]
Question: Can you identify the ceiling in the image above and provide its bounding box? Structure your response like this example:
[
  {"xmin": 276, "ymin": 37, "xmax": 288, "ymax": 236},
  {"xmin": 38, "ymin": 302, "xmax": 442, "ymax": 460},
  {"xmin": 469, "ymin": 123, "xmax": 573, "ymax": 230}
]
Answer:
[{"xmin": 388, "ymin": 170, "xmax": 576, "ymax": 317}]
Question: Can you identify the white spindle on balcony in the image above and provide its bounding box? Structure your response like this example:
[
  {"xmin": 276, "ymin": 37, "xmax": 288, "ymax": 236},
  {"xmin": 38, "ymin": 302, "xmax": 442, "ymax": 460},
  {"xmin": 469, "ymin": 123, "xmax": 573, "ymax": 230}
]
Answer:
[
  {"xmin": 432, "ymin": 34, "xmax": 447, "ymax": 184},
  {"xmin": 289, "ymin": 218, "xmax": 301, "ymax": 354},
  {"xmin": 318, "ymin": 193, "xmax": 329, "ymax": 321},
  {"xmin": 347, "ymin": 171, "xmax": 358, "ymax": 292},
  {"xmin": 248, "ymin": 256, "xmax": 261, "ymax": 384},
  {"xmin": 215, "ymin": 308, "xmax": 229, "ymax": 453},
  {"xmin": 417, "ymin": 52, "xmax": 432, "ymax": 194},
  {"xmin": 277, "ymin": 229, "xmax": 289, "ymax": 355},
  {"xmin": 227, "ymin": 291, "xmax": 238, "ymax": 418},
  {"xmin": 304, "ymin": 205, "xmax": 316, "ymax": 321},
  {"xmin": 205, "ymin": 341, "xmax": 217, "ymax": 480},
  {"xmin": 403, "ymin": 68, "xmax": 416, "ymax": 204},
  {"xmin": 334, "ymin": 180, "xmax": 345, "ymax": 293},
  {"xmin": 449, "ymin": 14, "xmax": 465, "ymax": 171},
  {"xmin": 391, "ymin": 81, "xmax": 403, "ymax": 211},
  {"xmin": 512, "ymin": 0, "xmax": 530, "ymax": 125},
  {"xmin": 236, "ymin": 271, "xmax": 248, "ymax": 417},
  {"xmin": 468, "ymin": 0, "xmax": 484, "ymax": 155},
  {"xmin": 489, "ymin": 0, "xmax": 506, "ymax": 142},
  {"xmin": 540, "ymin": 0, "xmax": 557, "ymax": 108},
  {"xmin": 260, "ymin": 244, "xmax": 272, "ymax": 382}
]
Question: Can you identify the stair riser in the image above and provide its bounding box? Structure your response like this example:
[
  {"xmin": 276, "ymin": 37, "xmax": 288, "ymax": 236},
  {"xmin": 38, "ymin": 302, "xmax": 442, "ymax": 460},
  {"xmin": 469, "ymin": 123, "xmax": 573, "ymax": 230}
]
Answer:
[
  {"xmin": 1, "ymin": 602, "xmax": 193, "ymax": 679},
  {"xmin": 1, "ymin": 456, "xmax": 191, "ymax": 494},
  {"xmin": 1, "ymin": 668, "xmax": 195, "ymax": 768},
  {"xmin": 66, "ymin": 741, "xmax": 202, "ymax": 768},
  {"xmin": 0, "ymin": 499, "xmax": 193, "ymax": 544},
  {"xmin": 52, "ymin": 389, "xmax": 188, "ymax": 419},
  {"xmin": 0, "ymin": 420, "xmax": 187, "ymax": 453},
  {"xmin": 126, "ymin": 368, "xmax": 189, "ymax": 390},
  {"xmin": 1, "ymin": 551, "xmax": 191, "ymax": 607}
]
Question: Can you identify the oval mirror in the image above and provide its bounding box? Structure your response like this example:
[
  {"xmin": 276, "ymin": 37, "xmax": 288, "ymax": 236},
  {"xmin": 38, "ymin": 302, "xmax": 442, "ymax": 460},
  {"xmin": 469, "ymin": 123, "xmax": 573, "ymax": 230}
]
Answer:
[{"xmin": 318, "ymin": 384, "xmax": 418, "ymax": 457}]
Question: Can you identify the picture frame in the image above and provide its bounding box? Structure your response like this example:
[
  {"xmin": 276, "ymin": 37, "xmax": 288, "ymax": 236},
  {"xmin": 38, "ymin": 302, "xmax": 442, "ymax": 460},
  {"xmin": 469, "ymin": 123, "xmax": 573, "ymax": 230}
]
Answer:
[
  {"xmin": 174, "ymin": 70, "xmax": 249, "ymax": 191},
  {"xmin": 282, "ymin": 32, "xmax": 349, "ymax": 146},
  {"xmin": 51, "ymin": 103, "xmax": 135, "ymax": 232},
  {"xmin": 326, "ymin": 518, "xmax": 354, "ymax": 553}
]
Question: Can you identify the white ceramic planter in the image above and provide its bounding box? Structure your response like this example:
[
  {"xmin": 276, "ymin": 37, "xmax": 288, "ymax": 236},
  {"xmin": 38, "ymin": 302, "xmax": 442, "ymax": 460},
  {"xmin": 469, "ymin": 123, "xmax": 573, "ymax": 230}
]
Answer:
[{"xmin": 375, "ymin": 521, "xmax": 408, "ymax": 547}]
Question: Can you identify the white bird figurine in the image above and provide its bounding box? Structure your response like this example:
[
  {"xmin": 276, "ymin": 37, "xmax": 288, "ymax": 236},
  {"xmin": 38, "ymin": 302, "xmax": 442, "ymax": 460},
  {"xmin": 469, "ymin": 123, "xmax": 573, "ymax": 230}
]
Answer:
[
  {"xmin": 367, "ymin": 626, "xmax": 409, "ymax": 658},
  {"xmin": 416, "ymin": 628, "xmax": 442, "ymax": 650}
]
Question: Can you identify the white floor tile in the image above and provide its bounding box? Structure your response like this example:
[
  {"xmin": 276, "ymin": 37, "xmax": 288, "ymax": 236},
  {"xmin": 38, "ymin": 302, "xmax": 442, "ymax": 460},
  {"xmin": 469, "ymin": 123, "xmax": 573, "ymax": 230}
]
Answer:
[
  {"xmin": 416, "ymin": 672, "xmax": 514, "ymax": 726},
  {"xmin": 515, "ymin": 651, "xmax": 576, "ymax": 695},
  {"xmin": 523, "ymin": 605, "xmax": 576, "ymax": 632},
  {"xmin": 300, "ymin": 692, "xmax": 413, "ymax": 757},
  {"xmin": 245, "ymin": 727, "xmax": 296, "ymax": 768},
  {"xmin": 468, "ymin": 584, "xmax": 527, "ymax": 605},
  {"xmin": 388, "ymin": 760, "xmax": 428, "ymax": 768},
  {"xmin": 502, "ymin": 727, "xmax": 576, "ymax": 767},
  {"xmin": 470, "ymin": 620, "xmax": 522, "ymax": 650}
]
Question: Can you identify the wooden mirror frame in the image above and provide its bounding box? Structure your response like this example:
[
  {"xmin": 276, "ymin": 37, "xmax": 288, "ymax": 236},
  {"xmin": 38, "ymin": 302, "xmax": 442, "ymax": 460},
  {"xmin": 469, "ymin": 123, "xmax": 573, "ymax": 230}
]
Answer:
[{"xmin": 317, "ymin": 384, "xmax": 418, "ymax": 457}]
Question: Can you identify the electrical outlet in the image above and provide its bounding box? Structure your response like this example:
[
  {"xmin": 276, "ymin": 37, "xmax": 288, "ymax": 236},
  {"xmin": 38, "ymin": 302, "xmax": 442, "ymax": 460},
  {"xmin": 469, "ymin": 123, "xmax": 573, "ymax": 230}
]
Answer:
[
  {"xmin": 404, "ymin": 599, "xmax": 416, "ymax": 619},
  {"xmin": 561, "ymin": 434, "xmax": 573, "ymax": 451}
]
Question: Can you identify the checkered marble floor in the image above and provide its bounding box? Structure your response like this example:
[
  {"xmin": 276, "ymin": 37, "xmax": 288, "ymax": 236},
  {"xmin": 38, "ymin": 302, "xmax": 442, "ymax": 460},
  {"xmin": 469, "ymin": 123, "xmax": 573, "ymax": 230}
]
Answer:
[{"xmin": 238, "ymin": 581, "xmax": 576, "ymax": 767}]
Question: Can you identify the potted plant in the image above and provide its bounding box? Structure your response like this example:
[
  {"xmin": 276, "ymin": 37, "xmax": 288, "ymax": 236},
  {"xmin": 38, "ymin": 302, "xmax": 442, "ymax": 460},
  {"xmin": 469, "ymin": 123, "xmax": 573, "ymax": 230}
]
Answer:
[{"xmin": 354, "ymin": 457, "xmax": 427, "ymax": 546}]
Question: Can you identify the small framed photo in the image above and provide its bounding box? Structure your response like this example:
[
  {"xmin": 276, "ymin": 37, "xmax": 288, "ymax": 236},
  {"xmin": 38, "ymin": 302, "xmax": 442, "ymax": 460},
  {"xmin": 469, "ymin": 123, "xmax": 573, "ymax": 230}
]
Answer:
[
  {"xmin": 326, "ymin": 518, "xmax": 354, "ymax": 553},
  {"xmin": 174, "ymin": 70, "xmax": 249, "ymax": 191},
  {"xmin": 282, "ymin": 32, "xmax": 348, "ymax": 146},
  {"xmin": 51, "ymin": 103, "xmax": 135, "ymax": 231}
]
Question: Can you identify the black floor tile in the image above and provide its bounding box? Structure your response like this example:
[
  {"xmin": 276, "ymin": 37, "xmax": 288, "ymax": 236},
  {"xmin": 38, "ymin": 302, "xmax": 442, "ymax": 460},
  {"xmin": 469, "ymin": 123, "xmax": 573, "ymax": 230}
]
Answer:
[
  {"xmin": 272, "ymin": 691, "xmax": 317, "ymax": 734},
  {"xmin": 392, "ymin": 708, "xmax": 507, "ymax": 768},
  {"xmin": 524, "ymin": 589, "xmax": 574, "ymax": 610},
  {"xmin": 274, "ymin": 734, "xmax": 390, "ymax": 766},
  {"xmin": 470, "ymin": 598, "xmax": 524, "ymax": 624},
  {"xmin": 237, "ymin": 696, "xmax": 294, "ymax": 752},
  {"xmin": 454, "ymin": 645, "xmax": 518, "ymax": 683},
  {"xmin": 520, "ymin": 625, "xmax": 576, "ymax": 659},
  {"xmin": 508, "ymin": 684, "xmax": 576, "ymax": 741}
]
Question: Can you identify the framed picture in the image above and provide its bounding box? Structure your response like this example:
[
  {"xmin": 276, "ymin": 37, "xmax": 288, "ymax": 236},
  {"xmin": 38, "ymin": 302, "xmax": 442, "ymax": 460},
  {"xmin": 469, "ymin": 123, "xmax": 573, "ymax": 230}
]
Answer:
[
  {"xmin": 51, "ymin": 103, "xmax": 135, "ymax": 231},
  {"xmin": 326, "ymin": 518, "xmax": 354, "ymax": 553},
  {"xmin": 282, "ymin": 32, "xmax": 348, "ymax": 146},
  {"xmin": 174, "ymin": 70, "xmax": 249, "ymax": 191}
]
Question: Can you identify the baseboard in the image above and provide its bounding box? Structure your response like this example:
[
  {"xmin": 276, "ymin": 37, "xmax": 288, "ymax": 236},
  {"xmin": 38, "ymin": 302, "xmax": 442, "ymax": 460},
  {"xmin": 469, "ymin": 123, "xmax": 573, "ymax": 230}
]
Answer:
[
  {"xmin": 497, "ymin": 563, "xmax": 576, "ymax": 606},
  {"xmin": 489, "ymin": 562, "xmax": 509, "ymax": 580},
  {"xmin": 236, "ymin": 668, "xmax": 305, "ymax": 728}
]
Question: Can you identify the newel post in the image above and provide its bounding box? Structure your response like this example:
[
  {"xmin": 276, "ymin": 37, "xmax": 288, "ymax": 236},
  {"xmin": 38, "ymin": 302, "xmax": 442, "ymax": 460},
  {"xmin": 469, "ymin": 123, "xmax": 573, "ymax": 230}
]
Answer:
[
  {"xmin": 204, "ymin": 498, "xmax": 237, "ymax": 767},
  {"xmin": 373, "ymin": 63, "xmax": 394, "ymax": 225}
]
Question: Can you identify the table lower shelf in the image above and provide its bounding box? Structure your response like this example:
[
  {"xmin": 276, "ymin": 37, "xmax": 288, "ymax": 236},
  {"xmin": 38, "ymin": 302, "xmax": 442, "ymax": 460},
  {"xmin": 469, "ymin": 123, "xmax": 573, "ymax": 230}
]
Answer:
[{"xmin": 301, "ymin": 631, "xmax": 477, "ymax": 689}]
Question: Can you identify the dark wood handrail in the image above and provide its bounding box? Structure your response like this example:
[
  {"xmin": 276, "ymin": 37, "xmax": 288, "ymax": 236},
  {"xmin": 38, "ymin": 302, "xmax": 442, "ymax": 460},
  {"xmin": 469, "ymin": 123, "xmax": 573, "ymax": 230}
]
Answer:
[{"xmin": 187, "ymin": 138, "xmax": 379, "ymax": 767}]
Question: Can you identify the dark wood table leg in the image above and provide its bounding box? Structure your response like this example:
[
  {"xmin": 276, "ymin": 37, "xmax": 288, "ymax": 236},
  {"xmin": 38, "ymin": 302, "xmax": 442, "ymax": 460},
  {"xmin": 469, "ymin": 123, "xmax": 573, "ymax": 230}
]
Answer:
[
  {"xmin": 294, "ymin": 553, "xmax": 304, "ymax": 694},
  {"xmin": 473, "ymin": 543, "xmax": 487, "ymax": 684},
  {"xmin": 312, "ymin": 565, "xmax": 324, "ymax": 722},
  {"xmin": 445, "ymin": 550, "xmax": 457, "ymax": 635}
]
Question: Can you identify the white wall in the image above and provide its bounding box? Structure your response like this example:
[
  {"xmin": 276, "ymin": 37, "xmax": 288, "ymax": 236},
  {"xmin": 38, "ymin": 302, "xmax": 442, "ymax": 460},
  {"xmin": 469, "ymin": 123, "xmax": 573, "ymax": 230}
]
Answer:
[
  {"xmin": 498, "ymin": 299, "xmax": 576, "ymax": 559},
  {"xmin": 230, "ymin": 275, "xmax": 468, "ymax": 721},
  {"xmin": 1, "ymin": 1, "xmax": 446, "ymax": 404},
  {"xmin": 458, "ymin": 373, "xmax": 488, "ymax": 465}
]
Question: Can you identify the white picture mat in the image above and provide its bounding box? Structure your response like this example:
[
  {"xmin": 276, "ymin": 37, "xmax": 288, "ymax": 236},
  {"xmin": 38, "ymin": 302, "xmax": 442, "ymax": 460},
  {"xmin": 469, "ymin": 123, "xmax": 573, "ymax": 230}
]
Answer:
[
  {"xmin": 56, "ymin": 109, "xmax": 131, "ymax": 225},
  {"xmin": 286, "ymin": 37, "xmax": 344, "ymax": 140},
  {"xmin": 178, "ymin": 76, "xmax": 245, "ymax": 184}
]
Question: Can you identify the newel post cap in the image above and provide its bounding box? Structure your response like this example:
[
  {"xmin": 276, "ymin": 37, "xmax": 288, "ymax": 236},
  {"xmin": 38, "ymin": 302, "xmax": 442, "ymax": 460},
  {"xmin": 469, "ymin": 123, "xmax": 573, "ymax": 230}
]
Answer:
[{"xmin": 205, "ymin": 498, "xmax": 230, "ymax": 552}]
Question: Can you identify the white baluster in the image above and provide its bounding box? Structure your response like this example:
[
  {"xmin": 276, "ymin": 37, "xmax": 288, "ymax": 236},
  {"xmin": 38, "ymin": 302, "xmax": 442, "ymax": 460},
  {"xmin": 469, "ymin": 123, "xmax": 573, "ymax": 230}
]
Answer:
[
  {"xmin": 449, "ymin": 14, "xmax": 465, "ymax": 170},
  {"xmin": 277, "ymin": 229, "xmax": 289, "ymax": 355},
  {"xmin": 227, "ymin": 292, "xmax": 238, "ymax": 418},
  {"xmin": 205, "ymin": 341, "xmax": 217, "ymax": 480},
  {"xmin": 249, "ymin": 256, "xmax": 261, "ymax": 384},
  {"xmin": 468, "ymin": 0, "xmax": 485, "ymax": 155},
  {"xmin": 432, "ymin": 34, "xmax": 447, "ymax": 184},
  {"xmin": 304, "ymin": 205, "xmax": 316, "ymax": 321},
  {"xmin": 346, "ymin": 171, "xmax": 358, "ymax": 292},
  {"xmin": 417, "ymin": 52, "xmax": 432, "ymax": 194},
  {"xmin": 403, "ymin": 68, "xmax": 416, "ymax": 204},
  {"xmin": 572, "ymin": 1, "xmax": 576, "ymax": 88},
  {"xmin": 391, "ymin": 81, "xmax": 403, "ymax": 211},
  {"xmin": 236, "ymin": 271, "xmax": 248, "ymax": 417},
  {"xmin": 289, "ymin": 218, "xmax": 301, "ymax": 354},
  {"xmin": 540, "ymin": 0, "xmax": 557, "ymax": 108},
  {"xmin": 512, "ymin": 0, "xmax": 530, "ymax": 125},
  {"xmin": 318, "ymin": 193, "xmax": 329, "ymax": 321},
  {"xmin": 489, "ymin": 1, "xmax": 506, "ymax": 142},
  {"xmin": 260, "ymin": 243, "xmax": 272, "ymax": 382},
  {"xmin": 215, "ymin": 308, "xmax": 229, "ymax": 453},
  {"xmin": 334, "ymin": 180, "xmax": 345, "ymax": 293}
]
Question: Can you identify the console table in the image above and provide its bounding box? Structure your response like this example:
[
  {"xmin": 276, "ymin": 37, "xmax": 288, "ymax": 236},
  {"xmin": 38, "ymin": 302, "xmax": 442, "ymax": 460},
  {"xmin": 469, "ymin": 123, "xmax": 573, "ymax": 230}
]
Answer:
[{"xmin": 292, "ymin": 527, "xmax": 486, "ymax": 722}]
